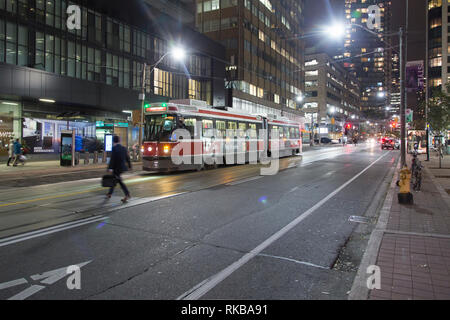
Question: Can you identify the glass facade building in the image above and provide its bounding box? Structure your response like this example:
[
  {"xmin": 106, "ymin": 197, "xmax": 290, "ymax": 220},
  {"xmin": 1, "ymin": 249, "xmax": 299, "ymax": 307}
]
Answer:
[{"xmin": 0, "ymin": 0, "xmax": 225, "ymax": 157}]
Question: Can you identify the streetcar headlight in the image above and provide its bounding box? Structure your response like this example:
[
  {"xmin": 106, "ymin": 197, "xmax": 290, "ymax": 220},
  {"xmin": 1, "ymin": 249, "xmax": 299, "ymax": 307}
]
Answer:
[
  {"xmin": 163, "ymin": 145, "xmax": 170, "ymax": 154},
  {"xmin": 140, "ymin": 146, "xmax": 144, "ymax": 153},
  {"xmin": 148, "ymin": 147, "xmax": 153, "ymax": 152}
]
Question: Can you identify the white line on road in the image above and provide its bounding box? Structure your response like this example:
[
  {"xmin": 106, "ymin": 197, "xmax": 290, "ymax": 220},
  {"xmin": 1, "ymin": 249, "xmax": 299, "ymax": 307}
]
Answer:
[
  {"xmin": 226, "ymin": 176, "xmax": 263, "ymax": 186},
  {"xmin": 8, "ymin": 285, "xmax": 45, "ymax": 300},
  {"xmin": 0, "ymin": 216, "xmax": 108, "ymax": 248},
  {"xmin": 258, "ymin": 253, "xmax": 329, "ymax": 270},
  {"xmin": 177, "ymin": 152, "xmax": 390, "ymax": 300},
  {"xmin": 0, "ymin": 192, "xmax": 187, "ymax": 248},
  {"xmin": 0, "ymin": 278, "xmax": 27, "ymax": 290}
]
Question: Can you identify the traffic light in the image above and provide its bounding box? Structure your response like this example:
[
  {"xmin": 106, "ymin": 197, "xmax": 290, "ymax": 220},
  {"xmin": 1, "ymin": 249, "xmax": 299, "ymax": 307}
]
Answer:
[{"xmin": 346, "ymin": 123, "xmax": 352, "ymax": 130}]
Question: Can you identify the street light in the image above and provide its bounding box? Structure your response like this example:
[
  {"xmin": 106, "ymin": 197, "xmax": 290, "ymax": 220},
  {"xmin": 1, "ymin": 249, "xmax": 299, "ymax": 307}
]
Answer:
[
  {"xmin": 324, "ymin": 23, "xmax": 347, "ymax": 39},
  {"xmin": 138, "ymin": 46, "xmax": 187, "ymax": 150}
]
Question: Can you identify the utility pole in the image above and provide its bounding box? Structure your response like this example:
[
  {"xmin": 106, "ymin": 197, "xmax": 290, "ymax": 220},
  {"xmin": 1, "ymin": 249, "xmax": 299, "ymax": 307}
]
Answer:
[
  {"xmin": 400, "ymin": 27, "xmax": 407, "ymax": 167},
  {"xmin": 138, "ymin": 63, "xmax": 147, "ymax": 152},
  {"xmin": 425, "ymin": 0, "xmax": 430, "ymax": 161}
]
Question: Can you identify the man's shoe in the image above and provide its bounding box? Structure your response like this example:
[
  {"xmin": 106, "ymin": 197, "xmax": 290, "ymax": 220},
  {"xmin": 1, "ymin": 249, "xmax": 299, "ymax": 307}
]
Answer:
[
  {"xmin": 106, "ymin": 194, "xmax": 112, "ymax": 199},
  {"xmin": 121, "ymin": 196, "xmax": 130, "ymax": 203}
]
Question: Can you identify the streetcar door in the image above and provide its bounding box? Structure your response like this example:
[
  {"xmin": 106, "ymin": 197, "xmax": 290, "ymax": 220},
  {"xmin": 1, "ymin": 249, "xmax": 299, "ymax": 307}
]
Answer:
[{"xmin": 262, "ymin": 117, "xmax": 269, "ymax": 158}]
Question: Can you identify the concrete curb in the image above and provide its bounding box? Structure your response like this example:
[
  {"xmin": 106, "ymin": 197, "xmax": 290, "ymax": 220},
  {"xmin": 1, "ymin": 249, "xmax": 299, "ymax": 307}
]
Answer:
[{"xmin": 348, "ymin": 157, "xmax": 401, "ymax": 300}]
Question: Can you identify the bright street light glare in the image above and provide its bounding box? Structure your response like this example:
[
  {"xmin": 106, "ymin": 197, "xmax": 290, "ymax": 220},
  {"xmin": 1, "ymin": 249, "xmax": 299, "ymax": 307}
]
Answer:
[
  {"xmin": 377, "ymin": 91, "xmax": 386, "ymax": 98},
  {"xmin": 296, "ymin": 95, "xmax": 304, "ymax": 102},
  {"xmin": 325, "ymin": 23, "xmax": 347, "ymax": 39},
  {"xmin": 171, "ymin": 47, "xmax": 186, "ymax": 61}
]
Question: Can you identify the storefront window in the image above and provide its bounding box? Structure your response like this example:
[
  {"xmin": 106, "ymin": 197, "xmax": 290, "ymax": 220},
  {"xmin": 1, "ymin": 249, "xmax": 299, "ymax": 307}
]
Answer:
[
  {"xmin": 0, "ymin": 101, "xmax": 22, "ymax": 156},
  {"xmin": 22, "ymin": 116, "xmax": 97, "ymax": 154}
]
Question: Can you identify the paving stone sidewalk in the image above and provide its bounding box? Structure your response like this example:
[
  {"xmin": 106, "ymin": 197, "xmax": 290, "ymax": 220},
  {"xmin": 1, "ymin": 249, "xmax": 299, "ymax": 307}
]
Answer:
[{"xmin": 369, "ymin": 154, "xmax": 450, "ymax": 300}]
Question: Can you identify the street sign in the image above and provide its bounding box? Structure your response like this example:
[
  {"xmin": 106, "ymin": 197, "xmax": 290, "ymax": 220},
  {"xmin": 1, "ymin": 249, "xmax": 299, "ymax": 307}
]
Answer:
[{"xmin": 406, "ymin": 109, "xmax": 413, "ymax": 123}]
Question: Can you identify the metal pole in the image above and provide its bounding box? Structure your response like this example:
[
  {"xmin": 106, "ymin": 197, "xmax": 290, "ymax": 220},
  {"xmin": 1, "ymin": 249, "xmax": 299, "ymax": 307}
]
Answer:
[
  {"xmin": 139, "ymin": 63, "xmax": 147, "ymax": 151},
  {"xmin": 400, "ymin": 27, "xmax": 406, "ymax": 167},
  {"xmin": 425, "ymin": 0, "xmax": 430, "ymax": 161}
]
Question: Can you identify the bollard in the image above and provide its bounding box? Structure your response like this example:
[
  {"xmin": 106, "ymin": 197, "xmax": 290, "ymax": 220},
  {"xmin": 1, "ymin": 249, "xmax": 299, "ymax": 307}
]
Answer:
[
  {"xmin": 398, "ymin": 166, "xmax": 413, "ymax": 204},
  {"xmin": 75, "ymin": 152, "xmax": 80, "ymax": 165},
  {"xmin": 84, "ymin": 152, "xmax": 89, "ymax": 165},
  {"xmin": 93, "ymin": 151, "xmax": 98, "ymax": 164},
  {"xmin": 102, "ymin": 151, "xmax": 107, "ymax": 164}
]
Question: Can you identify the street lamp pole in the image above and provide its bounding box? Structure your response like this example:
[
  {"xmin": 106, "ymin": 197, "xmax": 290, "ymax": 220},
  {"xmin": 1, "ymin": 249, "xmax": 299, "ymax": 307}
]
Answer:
[
  {"xmin": 425, "ymin": 0, "xmax": 430, "ymax": 161},
  {"xmin": 400, "ymin": 27, "xmax": 407, "ymax": 167},
  {"xmin": 137, "ymin": 49, "xmax": 186, "ymax": 151},
  {"xmin": 138, "ymin": 62, "xmax": 147, "ymax": 153}
]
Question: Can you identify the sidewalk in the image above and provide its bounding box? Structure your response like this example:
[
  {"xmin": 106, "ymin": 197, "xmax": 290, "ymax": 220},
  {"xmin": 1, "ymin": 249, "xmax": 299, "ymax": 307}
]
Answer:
[{"xmin": 368, "ymin": 153, "xmax": 450, "ymax": 300}]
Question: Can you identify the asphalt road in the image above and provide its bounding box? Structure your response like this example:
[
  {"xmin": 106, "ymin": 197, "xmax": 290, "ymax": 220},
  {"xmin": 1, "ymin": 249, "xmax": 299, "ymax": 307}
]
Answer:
[{"xmin": 0, "ymin": 143, "xmax": 399, "ymax": 300}]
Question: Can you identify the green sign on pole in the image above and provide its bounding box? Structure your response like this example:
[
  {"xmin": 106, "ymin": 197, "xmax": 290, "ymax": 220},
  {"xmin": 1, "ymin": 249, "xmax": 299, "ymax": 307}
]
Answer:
[{"xmin": 406, "ymin": 109, "xmax": 413, "ymax": 123}]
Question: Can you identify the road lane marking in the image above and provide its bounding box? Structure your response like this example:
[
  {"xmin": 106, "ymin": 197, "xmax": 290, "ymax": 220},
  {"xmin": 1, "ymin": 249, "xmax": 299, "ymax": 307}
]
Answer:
[
  {"xmin": 9, "ymin": 285, "xmax": 45, "ymax": 300},
  {"xmin": 0, "ymin": 216, "xmax": 108, "ymax": 247},
  {"xmin": 177, "ymin": 151, "xmax": 390, "ymax": 300},
  {"xmin": 0, "ymin": 278, "xmax": 28, "ymax": 290},
  {"xmin": 1, "ymin": 261, "xmax": 91, "ymax": 300},
  {"xmin": 0, "ymin": 192, "xmax": 187, "ymax": 247},
  {"xmin": 258, "ymin": 253, "xmax": 329, "ymax": 270},
  {"xmin": 226, "ymin": 176, "xmax": 263, "ymax": 186}
]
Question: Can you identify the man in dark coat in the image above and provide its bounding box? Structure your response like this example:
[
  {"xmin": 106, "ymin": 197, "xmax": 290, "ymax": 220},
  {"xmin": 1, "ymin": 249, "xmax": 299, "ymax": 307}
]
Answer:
[{"xmin": 106, "ymin": 136, "xmax": 131, "ymax": 202}]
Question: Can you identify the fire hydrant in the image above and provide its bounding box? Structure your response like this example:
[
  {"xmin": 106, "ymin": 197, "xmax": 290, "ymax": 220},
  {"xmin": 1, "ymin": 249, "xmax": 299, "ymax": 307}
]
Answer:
[{"xmin": 398, "ymin": 166, "xmax": 413, "ymax": 204}]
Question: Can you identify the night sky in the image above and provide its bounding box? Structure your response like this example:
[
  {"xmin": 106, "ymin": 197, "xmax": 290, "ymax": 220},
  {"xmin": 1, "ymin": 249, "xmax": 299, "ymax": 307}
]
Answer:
[{"xmin": 304, "ymin": 0, "xmax": 426, "ymax": 61}]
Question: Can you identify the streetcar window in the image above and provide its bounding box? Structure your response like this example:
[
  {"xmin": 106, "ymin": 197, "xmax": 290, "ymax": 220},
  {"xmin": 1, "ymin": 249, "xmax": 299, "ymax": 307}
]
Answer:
[
  {"xmin": 249, "ymin": 123, "xmax": 257, "ymax": 138},
  {"xmin": 238, "ymin": 123, "xmax": 247, "ymax": 137},
  {"xmin": 227, "ymin": 121, "xmax": 237, "ymax": 130},
  {"xmin": 184, "ymin": 118, "xmax": 197, "ymax": 137},
  {"xmin": 216, "ymin": 120, "xmax": 226, "ymax": 138},
  {"xmin": 284, "ymin": 127, "xmax": 290, "ymax": 139},
  {"xmin": 227, "ymin": 121, "xmax": 237, "ymax": 137},
  {"xmin": 202, "ymin": 119, "xmax": 214, "ymax": 137},
  {"xmin": 144, "ymin": 115, "xmax": 176, "ymax": 142}
]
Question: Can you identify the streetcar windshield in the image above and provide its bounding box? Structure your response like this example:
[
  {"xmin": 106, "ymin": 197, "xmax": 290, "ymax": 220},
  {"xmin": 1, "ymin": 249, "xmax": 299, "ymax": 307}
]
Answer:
[{"xmin": 144, "ymin": 115, "xmax": 176, "ymax": 142}]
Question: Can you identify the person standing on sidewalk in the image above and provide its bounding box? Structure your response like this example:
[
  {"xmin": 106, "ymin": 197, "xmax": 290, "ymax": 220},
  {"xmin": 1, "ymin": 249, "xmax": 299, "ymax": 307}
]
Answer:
[
  {"xmin": 106, "ymin": 135, "xmax": 131, "ymax": 203},
  {"xmin": 7, "ymin": 138, "xmax": 14, "ymax": 166},
  {"xmin": 12, "ymin": 139, "xmax": 22, "ymax": 166}
]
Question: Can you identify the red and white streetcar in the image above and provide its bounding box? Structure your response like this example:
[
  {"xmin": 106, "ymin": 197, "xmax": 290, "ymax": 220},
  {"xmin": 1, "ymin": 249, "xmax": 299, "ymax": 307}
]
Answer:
[{"xmin": 141, "ymin": 99, "xmax": 304, "ymax": 172}]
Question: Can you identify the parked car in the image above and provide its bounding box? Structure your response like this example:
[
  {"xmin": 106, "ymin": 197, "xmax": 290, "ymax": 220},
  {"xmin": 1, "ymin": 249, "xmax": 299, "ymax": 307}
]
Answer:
[{"xmin": 320, "ymin": 137, "xmax": 332, "ymax": 144}]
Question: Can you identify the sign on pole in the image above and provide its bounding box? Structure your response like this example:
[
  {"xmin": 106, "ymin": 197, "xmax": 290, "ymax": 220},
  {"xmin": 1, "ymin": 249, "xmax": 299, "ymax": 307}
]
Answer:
[{"xmin": 406, "ymin": 109, "xmax": 413, "ymax": 123}]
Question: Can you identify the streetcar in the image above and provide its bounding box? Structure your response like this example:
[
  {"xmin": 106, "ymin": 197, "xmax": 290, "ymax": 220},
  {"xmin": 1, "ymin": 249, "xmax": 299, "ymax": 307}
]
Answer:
[{"xmin": 141, "ymin": 99, "xmax": 304, "ymax": 172}]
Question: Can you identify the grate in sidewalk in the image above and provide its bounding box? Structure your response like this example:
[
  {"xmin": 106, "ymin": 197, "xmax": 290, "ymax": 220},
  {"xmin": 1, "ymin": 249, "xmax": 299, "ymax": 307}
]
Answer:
[{"xmin": 348, "ymin": 216, "xmax": 370, "ymax": 224}]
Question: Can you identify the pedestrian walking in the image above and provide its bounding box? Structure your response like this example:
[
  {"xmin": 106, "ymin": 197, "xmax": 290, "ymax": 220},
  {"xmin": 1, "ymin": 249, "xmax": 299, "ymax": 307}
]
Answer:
[
  {"xmin": 106, "ymin": 135, "xmax": 132, "ymax": 203},
  {"xmin": 12, "ymin": 139, "xmax": 22, "ymax": 166},
  {"xmin": 7, "ymin": 138, "xmax": 14, "ymax": 166}
]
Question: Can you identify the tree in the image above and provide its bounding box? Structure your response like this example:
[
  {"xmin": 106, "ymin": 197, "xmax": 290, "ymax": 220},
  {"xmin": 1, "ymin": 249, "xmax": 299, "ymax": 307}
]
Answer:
[{"xmin": 428, "ymin": 84, "xmax": 450, "ymax": 135}]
